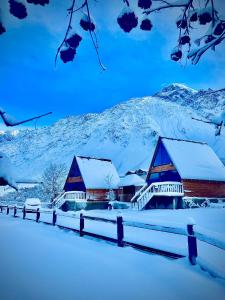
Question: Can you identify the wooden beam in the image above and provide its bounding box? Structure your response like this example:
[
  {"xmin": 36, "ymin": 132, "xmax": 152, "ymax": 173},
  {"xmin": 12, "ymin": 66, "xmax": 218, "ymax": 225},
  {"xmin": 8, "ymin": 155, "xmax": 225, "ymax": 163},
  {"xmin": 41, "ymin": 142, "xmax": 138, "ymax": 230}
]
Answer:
[
  {"xmin": 150, "ymin": 164, "xmax": 176, "ymax": 173},
  {"xmin": 67, "ymin": 176, "xmax": 83, "ymax": 183}
]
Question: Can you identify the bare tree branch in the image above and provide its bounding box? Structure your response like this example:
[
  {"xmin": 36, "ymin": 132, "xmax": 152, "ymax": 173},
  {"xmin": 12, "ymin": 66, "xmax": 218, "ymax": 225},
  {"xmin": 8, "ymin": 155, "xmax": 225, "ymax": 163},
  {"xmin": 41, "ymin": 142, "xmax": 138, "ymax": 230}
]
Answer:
[
  {"xmin": 188, "ymin": 31, "xmax": 225, "ymax": 64},
  {"xmin": 0, "ymin": 111, "xmax": 52, "ymax": 127}
]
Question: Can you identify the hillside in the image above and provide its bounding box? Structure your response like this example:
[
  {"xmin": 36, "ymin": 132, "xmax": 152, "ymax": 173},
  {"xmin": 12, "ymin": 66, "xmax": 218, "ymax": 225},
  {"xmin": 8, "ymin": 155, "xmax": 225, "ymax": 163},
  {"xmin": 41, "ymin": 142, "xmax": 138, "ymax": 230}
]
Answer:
[{"xmin": 0, "ymin": 83, "xmax": 225, "ymax": 180}]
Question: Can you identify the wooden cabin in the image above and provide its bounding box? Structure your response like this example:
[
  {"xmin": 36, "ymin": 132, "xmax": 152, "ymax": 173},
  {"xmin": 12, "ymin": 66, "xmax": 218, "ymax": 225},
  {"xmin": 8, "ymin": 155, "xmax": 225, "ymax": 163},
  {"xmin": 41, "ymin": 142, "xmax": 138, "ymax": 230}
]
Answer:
[
  {"xmin": 64, "ymin": 156, "xmax": 120, "ymax": 202},
  {"xmin": 132, "ymin": 137, "xmax": 225, "ymax": 209},
  {"xmin": 118, "ymin": 174, "xmax": 145, "ymax": 202}
]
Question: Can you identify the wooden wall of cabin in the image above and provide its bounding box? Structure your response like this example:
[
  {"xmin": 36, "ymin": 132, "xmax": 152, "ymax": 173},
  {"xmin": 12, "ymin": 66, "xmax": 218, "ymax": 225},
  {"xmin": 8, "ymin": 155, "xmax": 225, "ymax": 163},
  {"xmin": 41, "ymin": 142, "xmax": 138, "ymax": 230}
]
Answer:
[{"xmin": 182, "ymin": 180, "xmax": 225, "ymax": 198}]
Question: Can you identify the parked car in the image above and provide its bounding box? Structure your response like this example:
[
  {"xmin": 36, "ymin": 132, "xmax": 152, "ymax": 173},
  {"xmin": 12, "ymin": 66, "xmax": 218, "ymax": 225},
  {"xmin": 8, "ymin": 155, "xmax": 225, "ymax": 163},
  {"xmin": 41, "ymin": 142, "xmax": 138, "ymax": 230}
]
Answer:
[{"xmin": 24, "ymin": 198, "xmax": 41, "ymax": 210}]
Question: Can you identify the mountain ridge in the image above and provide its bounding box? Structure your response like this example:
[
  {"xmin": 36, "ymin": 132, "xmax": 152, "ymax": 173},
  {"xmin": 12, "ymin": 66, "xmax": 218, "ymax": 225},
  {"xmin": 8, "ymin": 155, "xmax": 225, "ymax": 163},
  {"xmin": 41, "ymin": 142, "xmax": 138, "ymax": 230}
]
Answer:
[{"xmin": 1, "ymin": 84, "xmax": 225, "ymax": 180}]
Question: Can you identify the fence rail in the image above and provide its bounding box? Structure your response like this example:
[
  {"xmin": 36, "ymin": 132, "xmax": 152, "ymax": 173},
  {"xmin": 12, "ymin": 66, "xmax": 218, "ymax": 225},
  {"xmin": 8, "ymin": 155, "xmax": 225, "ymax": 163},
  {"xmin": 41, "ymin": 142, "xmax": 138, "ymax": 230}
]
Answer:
[
  {"xmin": 0, "ymin": 204, "xmax": 225, "ymax": 267},
  {"xmin": 124, "ymin": 221, "xmax": 187, "ymax": 236}
]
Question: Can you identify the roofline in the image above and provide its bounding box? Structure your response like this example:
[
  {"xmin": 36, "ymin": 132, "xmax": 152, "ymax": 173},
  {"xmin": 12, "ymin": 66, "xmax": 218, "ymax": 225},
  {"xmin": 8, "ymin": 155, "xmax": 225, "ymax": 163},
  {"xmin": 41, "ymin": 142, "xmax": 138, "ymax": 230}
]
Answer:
[
  {"xmin": 146, "ymin": 138, "xmax": 162, "ymax": 182},
  {"xmin": 76, "ymin": 155, "xmax": 112, "ymax": 162},
  {"xmin": 182, "ymin": 178, "xmax": 225, "ymax": 183},
  {"xmin": 160, "ymin": 136, "xmax": 207, "ymax": 145}
]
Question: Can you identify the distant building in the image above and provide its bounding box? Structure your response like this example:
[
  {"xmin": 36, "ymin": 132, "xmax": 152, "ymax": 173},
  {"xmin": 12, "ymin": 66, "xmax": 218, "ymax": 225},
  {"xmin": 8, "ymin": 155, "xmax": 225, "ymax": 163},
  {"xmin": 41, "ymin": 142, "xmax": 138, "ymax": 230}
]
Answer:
[{"xmin": 118, "ymin": 174, "xmax": 145, "ymax": 202}]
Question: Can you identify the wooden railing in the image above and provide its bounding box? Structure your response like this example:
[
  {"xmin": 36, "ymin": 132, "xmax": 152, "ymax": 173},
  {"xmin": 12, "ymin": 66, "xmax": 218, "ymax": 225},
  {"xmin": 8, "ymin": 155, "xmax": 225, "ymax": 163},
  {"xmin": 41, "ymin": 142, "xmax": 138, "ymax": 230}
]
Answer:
[
  {"xmin": 52, "ymin": 191, "xmax": 87, "ymax": 209},
  {"xmin": 149, "ymin": 182, "xmax": 184, "ymax": 195},
  {"xmin": 63, "ymin": 191, "xmax": 86, "ymax": 200},
  {"xmin": 130, "ymin": 184, "xmax": 148, "ymax": 203}
]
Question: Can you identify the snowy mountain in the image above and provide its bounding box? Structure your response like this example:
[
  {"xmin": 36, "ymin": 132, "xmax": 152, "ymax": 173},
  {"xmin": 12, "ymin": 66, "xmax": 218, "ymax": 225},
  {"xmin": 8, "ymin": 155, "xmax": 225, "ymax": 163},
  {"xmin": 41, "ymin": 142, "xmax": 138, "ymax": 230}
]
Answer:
[
  {"xmin": 154, "ymin": 83, "xmax": 225, "ymax": 117},
  {"xmin": 1, "ymin": 84, "xmax": 225, "ymax": 180}
]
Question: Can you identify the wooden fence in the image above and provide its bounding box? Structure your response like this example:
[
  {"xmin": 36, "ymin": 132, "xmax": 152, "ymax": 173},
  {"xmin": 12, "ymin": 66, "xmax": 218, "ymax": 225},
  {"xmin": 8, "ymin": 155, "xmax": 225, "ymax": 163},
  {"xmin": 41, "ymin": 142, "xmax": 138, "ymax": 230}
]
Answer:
[{"xmin": 1, "ymin": 204, "xmax": 225, "ymax": 267}]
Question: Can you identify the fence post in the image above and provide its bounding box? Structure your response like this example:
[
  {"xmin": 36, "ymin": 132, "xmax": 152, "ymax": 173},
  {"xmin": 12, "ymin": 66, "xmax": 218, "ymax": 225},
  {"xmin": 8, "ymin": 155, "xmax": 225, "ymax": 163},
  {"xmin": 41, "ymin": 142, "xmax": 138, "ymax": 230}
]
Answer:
[
  {"xmin": 52, "ymin": 210, "xmax": 57, "ymax": 226},
  {"xmin": 187, "ymin": 223, "xmax": 198, "ymax": 265},
  {"xmin": 36, "ymin": 208, "xmax": 40, "ymax": 223},
  {"xmin": 117, "ymin": 216, "xmax": 124, "ymax": 247},
  {"xmin": 14, "ymin": 206, "xmax": 17, "ymax": 217},
  {"xmin": 6, "ymin": 206, "xmax": 9, "ymax": 215},
  {"xmin": 80, "ymin": 213, "xmax": 84, "ymax": 237},
  {"xmin": 23, "ymin": 207, "xmax": 26, "ymax": 220}
]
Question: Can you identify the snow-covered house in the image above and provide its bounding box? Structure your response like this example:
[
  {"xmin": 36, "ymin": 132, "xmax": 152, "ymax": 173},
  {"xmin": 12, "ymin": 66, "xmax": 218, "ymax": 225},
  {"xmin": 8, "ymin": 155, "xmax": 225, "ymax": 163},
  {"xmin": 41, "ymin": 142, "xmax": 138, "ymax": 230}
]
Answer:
[
  {"xmin": 53, "ymin": 156, "xmax": 120, "ymax": 211},
  {"xmin": 64, "ymin": 156, "xmax": 120, "ymax": 199},
  {"xmin": 132, "ymin": 137, "xmax": 225, "ymax": 210},
  {"xmin": 118, "ymin": 174, "xmax": 145, "ymax": 202}
]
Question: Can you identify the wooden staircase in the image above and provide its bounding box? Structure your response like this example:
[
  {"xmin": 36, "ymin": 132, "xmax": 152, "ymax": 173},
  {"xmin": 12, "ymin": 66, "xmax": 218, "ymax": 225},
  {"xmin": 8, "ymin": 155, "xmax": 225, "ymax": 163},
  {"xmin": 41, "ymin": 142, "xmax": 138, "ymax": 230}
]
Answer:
[{"xmin": 131, "ymin": 182, "xmax": 184, "ymax": 210}]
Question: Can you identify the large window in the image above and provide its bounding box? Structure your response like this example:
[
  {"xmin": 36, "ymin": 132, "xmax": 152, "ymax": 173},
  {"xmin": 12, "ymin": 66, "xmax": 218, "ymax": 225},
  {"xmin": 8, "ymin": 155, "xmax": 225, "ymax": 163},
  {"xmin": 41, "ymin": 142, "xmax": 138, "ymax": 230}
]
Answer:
[
  {"xmin": 153, "ymin": 142, "xmax": 172, "ymax": 167},
  {"xmin": 148, "ymin": 170, "xmax": 181, "ymax": 184}
]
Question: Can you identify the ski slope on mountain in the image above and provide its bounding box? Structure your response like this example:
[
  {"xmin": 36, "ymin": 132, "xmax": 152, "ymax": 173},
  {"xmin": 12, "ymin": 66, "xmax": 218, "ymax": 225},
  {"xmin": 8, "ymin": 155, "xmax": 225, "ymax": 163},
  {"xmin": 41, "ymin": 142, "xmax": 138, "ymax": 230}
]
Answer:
[{"xmin": 0, "ymin": 84, "xmax": 224, "ymax": 180}]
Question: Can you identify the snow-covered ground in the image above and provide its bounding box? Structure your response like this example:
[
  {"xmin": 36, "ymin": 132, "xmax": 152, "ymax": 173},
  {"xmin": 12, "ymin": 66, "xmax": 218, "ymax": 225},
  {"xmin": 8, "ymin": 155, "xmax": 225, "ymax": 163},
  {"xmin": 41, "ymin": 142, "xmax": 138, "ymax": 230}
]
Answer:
[
  {"xmin": 0, "ymin": 214, "xmax": 225, "ymax": 300},
  {"xmin": 10, "ymin": 208, "xmax": 225, "ymax": 275}
]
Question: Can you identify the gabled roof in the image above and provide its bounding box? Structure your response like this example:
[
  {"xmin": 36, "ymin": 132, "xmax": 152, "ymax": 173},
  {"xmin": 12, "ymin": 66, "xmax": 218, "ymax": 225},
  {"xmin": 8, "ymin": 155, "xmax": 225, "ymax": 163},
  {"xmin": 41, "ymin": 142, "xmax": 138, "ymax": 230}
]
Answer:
[
  {"xmin": 161, "ymin": 137, "xmax": 225, "ymax": 182},
  {"xmin": 119, "ymin": 174, "xmax": 145, "ymax": 187},
  {"xmin": 76, "ymin": 156, "xmax": 120, "ymax": 189}
]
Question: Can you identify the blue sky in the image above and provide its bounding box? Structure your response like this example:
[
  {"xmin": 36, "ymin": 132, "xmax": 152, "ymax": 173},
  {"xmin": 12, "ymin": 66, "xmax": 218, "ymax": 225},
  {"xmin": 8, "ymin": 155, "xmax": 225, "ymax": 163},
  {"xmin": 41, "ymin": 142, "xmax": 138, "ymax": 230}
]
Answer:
[{"xmin": 0, "ymin": 0, "xmax": 225, "ymax": 128}]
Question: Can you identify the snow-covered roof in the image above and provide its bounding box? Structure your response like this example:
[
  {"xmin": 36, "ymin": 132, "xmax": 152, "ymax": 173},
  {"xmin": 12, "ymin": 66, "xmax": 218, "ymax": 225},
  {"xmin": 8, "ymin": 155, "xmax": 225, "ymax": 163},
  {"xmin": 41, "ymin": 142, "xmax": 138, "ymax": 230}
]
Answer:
[
  {"xmin": 76, "ymin": 156, "xmax": 120, "ymax": 189},
  {"xmin": 0, "ymin": 152, "xmax": 17, "ymax": 189},
  {"xmin": 161, "ymin": 138, "xmax": 225, "ymax": 182},
  {"xmin": 119, "ymin": 174, "xmax": 145, "ymax": 187}
]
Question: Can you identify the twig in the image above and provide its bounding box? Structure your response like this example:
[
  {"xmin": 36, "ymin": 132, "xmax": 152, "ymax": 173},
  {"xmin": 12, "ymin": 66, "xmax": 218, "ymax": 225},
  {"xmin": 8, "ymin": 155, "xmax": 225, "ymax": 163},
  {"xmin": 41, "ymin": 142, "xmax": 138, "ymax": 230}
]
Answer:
[
  {"xmin": 210, "ymin": 0, "xmax": 216, "ymax": 27},
  {"xmin": 55, "ymin": 0, "xmax": 76, "ymax": 66},
  {"xmin": 192, "ymin": 117, "xmax": 215, "ymax": 124},
  {"xmin": 123, "ymin": 0, "xmax": 130, "ymax": 6},
  {"xmin": 72, "ymin": 1, "xmax": 86, "ymax": 13},
  {"xmin": 188, "ymin": 31, "xmax": 225, "ymax": 64},
  {"xmin": 152, "ymin": 0, "xmax": 171, "ymax": 5},
  {"xmin": 85, "ymin": 0, "xmax": 106, "ymax": 70},
  {"xmin": 144, "ymin": 0, "xmax": 192, "ymax": 14}
]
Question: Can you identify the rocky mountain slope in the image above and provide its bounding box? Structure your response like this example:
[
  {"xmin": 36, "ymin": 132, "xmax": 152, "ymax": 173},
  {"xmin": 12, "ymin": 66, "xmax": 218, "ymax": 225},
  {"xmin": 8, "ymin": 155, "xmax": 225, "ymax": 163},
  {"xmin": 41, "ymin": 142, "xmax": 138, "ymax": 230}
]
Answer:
[{"xmin": 1, "ymin": 83, "xmax": 225, "ymax": 180}]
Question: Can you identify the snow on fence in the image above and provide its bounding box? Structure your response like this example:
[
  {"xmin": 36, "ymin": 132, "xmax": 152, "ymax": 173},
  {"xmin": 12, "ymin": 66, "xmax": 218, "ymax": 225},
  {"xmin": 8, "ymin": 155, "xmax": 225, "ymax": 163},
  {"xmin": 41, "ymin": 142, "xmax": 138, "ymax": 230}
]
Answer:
[{"xmin": 1, "ymin": 205, "xmax": 225, "ymax": 271}]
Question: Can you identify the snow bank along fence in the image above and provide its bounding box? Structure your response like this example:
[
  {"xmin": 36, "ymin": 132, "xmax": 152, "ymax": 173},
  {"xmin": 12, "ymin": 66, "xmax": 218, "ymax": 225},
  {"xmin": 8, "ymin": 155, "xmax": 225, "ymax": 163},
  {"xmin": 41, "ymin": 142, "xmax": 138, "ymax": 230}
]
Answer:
[{"xmin": 1, "ymin": 205, "xmax": 225, "ymax": 267}]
